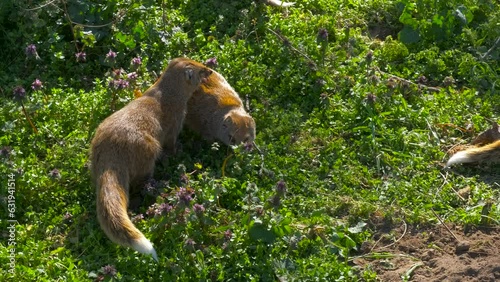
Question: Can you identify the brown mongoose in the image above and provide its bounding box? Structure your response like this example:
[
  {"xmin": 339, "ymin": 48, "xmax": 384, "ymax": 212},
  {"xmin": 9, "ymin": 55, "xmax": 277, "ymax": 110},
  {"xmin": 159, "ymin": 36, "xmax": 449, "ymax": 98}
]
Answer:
[
  {"xmin": 90, "ymin": 58, "xmax": 213, "ymax": 261},
  {"xmin": 185, "ymin": 69, "xmax": 256, "ymax": 146},
  {"xmin": 447, "ymin": 122, "xmax": 500, "ymax": 166}
]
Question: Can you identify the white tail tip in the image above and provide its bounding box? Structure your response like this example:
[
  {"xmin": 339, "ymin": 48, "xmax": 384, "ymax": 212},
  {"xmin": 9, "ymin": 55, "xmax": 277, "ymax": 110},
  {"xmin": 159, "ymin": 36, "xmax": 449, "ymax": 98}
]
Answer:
[
  {"xmin": 133, "ymin": 237, "xmax": 158, "ymax": 262},
  {"xmin": 446, "ymin": 151, "xmax": 470, "ymax": 167},
  {"xmin": 266, "ymin": 0, "xmax": 295, "ymax": 7}
]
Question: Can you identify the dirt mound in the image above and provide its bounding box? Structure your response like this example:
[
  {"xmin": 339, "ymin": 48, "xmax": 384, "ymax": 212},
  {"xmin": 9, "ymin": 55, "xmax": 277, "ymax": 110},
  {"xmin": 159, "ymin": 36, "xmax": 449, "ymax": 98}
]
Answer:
[{"xmin": 355, "ymin": 224, "xmax": 500, "ymax": 281}]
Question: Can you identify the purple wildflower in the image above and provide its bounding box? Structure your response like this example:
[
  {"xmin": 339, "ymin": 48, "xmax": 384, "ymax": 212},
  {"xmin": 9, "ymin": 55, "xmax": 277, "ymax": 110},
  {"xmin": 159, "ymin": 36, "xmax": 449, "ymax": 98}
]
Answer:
[
  {"xmin": 204, "ymin": 57, "xmax": 218, "ymax": 68},
  {"xmin": 276, "ymin": 180, "xmax": 287, "ymax": 196},
  {"xmin": 131, "ymin": 213, "xmax": 144, "ymax": 223},
  {"xmin": 105, "ymin": 50, "xmax": 117, "ymax": 63},
  {"xmin": 13, "ymin": 86, "xmax": 26, "ymax": 101},
  {"xmin": 144, "ymin": 178, "xmax": 158, "ymax": 194},
  {"xmin": 176, "ymin": 187, "xmax": 193, "ymax": 206},
  {"xmin": 157, "ymin": 203, "xmax": 172, "ymax": 215},
  {"xmin": 111, "ymin": 68, "xmax": 124, "ymax": 78},
  {"xmin": 31, "ymin": 79, "xmax": 43, "ymax": 91},
  {"xmin": 101, "ymin": 265, "xmax": 117, "ymax": 277},
  {"xmin": 49, "ymin": 168, "xmax": 61, "ymax": 179},
  {"xmin": 127, "ymin": 72, "xmax": 138, "ymax": 81},
  {"xmin": 224, "ymin": 229, "xmax": 232, "ymax": 241},
  {"xmin": 25, "ymin": 44, "xmax": 39, "ymax": 59},
  {"xmin": 115, "ymin": 79, "xmax": 129, "ymax": 90},
  {"xmin": 131, "ymin": 56, "xmax": 142, "ymax": 70},
  {"xmin": 75, "ymin": 52, "xmax": 86, "ymax": 62},
  {"xmin": 318, "ymin": 28, "xmax": 328, "ymax": 41},
  {"xmin": 193, "ymin": 203, "xmax": 205, "ymax": 214}
]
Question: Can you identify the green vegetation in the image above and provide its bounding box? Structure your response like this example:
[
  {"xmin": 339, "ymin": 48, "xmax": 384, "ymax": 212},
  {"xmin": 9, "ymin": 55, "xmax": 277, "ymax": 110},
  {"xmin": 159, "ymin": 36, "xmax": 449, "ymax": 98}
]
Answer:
[{"xmin": 1, "ymin": 0, "xmax": 499, "ymax": 280}]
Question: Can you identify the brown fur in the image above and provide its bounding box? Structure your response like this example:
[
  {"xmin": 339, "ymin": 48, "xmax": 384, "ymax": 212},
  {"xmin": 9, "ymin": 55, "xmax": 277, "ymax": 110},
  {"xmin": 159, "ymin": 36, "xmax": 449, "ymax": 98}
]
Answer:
[
  {"xmin": 447, "ymin": 140, "xmax": 500, "ymax": 166},
  {"xmin": 185, "ymin": 70, "xmax": 256, "ymax": 146},
  {"xmin": 90, "ymin": 58, "xmax": 212, "ymax": 261}
]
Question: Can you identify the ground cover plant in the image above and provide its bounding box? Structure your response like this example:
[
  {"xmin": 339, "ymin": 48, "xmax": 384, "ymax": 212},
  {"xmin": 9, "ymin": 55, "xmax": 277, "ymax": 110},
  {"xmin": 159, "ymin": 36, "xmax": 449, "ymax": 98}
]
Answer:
[{"xmin": 1, "ymin": 0, "xmax": 499, "ymax": 281}]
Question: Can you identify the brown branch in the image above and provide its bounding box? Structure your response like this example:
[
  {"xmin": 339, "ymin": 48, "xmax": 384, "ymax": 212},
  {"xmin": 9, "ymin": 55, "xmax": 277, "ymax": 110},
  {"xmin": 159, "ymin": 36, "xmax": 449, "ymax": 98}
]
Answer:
[
  {"xmin": 374, "ymin": 66, "xmax": 442, "ymax": 93},
  {"xmin": 431, "ymin": 209, "xmax": 460, "ymax": 242},
  {"xmin": 21, "ymin": 101, "xmax": 39, "ymax": 134},
  {"xmin": 266, "ymin": 27, "xmax": 317, "ymax": 68}
]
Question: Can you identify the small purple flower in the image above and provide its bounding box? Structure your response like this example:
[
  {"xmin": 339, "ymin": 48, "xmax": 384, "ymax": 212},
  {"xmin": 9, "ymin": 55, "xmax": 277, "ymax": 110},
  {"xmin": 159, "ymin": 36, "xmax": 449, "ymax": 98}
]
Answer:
[
  {"xmin": 144, "ymin": 178, "xmax": 158, "ymax": 193},
  {"xmin": 101, "ymin": 264, "xmax": 117, "ymax": 277},
  {"xmin": 127, "ymin": 72, "xmax": 138, "ymax": 81},
  {"xmin": 204, "ymin": 57, "xmax": 218, "ymax": 68},
  {"xmin": 157, "ymin": 203, "xmax": 172, "ymax": 215},
  {"xmin": 131, "ymin": 213, "xmax": 144, "ymax": 223},
  {"xmin": 318, "ymin": 28, "xmax": 328, "ymax": 41},
  {"xmin": 13, "ymin": 86, "xmax": 26, "ymax": 101},
  {"xmin": 31, "ymin": 79, "xmax": 43, "ymax": 91},
  {"xmin": 131, "ymin": 56, "xmax": 142, "ymax": 69},
  {"xmin": 224, "ymin": 229, "xmax": 232, "ymax": 241},
  {"xmin": 146, "ymin": 203, "xmax": 158, "ymax": 216},
  {"xmin": 176, "ymin": 187, "xmax": 193, "ymax": 206},
  {"xmin": 276, "ymin": 180, "xmax": 287, "ymax": 195},
  {"xmin": 114, "ymin": 79, "xmax": 129, "ymax": 90},
  {"xmin": 75, "ymin": 52, "xmax": 86, "ymax": 62},
  {"xmin": 49, "ymin": 168, "xmax": 61, "ymax": 179},
  {"xmin": 105, "ymin": 50, "xmax": 117, "ymax": 63},
  {"xmin": 193, "ymin": 203, "xmax": 205, "ymax": 214},
  {"xmin": 111, "ymin": 68, "xmax": 124, "ymax": 78},
  {"xmin": 25, "ymin": 44, "xmax": 39, "ymax": 59}
]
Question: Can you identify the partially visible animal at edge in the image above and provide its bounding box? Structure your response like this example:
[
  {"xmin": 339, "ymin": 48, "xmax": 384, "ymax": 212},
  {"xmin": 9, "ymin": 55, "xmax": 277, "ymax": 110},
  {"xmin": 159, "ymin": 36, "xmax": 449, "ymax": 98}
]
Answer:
[{"xmin": 446, "ymin": 122, "xmax": 500, "ymax": 166}]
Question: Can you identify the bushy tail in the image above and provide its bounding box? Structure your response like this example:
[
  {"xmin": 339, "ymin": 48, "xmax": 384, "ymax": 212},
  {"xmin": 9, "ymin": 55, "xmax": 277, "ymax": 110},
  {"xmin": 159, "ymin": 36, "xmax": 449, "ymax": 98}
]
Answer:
[
  {"xmin": 447, "ymin": 140, "xmax": 500, "ymax": 167},
  {"xmin": 96, "ymin": 170, "xmax": 158, "ymax": 261},
  {"xmin": 264, "ymin": 0, "xmax": 295, "ymax": 7}
]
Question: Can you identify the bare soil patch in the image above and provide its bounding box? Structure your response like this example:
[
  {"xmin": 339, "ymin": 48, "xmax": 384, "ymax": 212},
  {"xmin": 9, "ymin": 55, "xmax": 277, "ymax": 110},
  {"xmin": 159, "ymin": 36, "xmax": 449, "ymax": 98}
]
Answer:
[{"xmin": 355, "ymin": 223, "xmax": 500, "ymax": 281}]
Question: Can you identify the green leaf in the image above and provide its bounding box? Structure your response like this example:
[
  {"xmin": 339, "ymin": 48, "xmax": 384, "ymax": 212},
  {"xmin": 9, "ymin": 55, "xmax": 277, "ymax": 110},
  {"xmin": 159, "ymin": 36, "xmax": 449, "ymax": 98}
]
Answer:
[
  {"xmin": 249, "ymin": 223, "xmax": 276, "ymax": 243},
  {"xmin": 398, "ymin": 25, "xmax": 420, "ymax": 44}
]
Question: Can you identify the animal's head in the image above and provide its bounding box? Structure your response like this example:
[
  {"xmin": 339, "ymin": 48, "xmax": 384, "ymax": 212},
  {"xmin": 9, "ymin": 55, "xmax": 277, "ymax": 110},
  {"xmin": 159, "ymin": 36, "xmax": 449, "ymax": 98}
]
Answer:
[
  {"xmin": 167, "ymin": 58, "xmax": 213, "ymax": 88},
  {"xmin": 219, "ymin": 110, "xmax": 256, "ymax": 146}
]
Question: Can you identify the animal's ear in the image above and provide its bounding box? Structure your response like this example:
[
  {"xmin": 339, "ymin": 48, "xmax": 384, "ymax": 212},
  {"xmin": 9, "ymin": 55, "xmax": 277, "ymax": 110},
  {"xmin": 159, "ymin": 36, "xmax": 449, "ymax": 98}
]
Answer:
[{"xmin": 184, "ymin": 67, "xmax": 194, "ymax": 81}]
